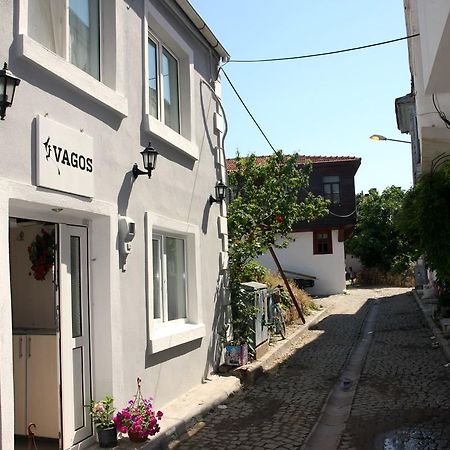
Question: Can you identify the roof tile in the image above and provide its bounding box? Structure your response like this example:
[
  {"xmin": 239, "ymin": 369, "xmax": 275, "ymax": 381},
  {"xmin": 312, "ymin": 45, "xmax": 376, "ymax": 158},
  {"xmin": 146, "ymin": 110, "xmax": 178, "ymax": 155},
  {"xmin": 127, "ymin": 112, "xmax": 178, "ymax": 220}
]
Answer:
[{"xmin": 226, "ymin": 154, "xmax": 360, "ymax": 171}]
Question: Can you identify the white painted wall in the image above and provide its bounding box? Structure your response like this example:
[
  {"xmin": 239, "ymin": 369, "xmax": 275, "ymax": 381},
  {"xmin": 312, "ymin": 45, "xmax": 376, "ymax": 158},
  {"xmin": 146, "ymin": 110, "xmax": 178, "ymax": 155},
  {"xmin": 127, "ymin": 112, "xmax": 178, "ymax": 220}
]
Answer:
[
  {"xmin": 416, "ymin": 0, "xmax": 450, "ymax": 94},
  {"xmin": 257, "ymin": 230, "xmax": 346, "ymax": 296},
  {"xmin": 404, "ymin": 0, "xmax": 450, "ymax": 174},
  {"xmin": 0, "ymin": 0, "xmax": 228, "ymax": 447}
]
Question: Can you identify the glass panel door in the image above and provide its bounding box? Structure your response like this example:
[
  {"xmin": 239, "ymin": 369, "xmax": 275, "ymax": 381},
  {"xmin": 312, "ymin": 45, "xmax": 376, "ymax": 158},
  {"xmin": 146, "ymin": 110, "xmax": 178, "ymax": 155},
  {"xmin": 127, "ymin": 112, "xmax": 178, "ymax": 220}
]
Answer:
[{"xmin": 59, "ymin": 225, "xmax": 92, "ymax": 448}]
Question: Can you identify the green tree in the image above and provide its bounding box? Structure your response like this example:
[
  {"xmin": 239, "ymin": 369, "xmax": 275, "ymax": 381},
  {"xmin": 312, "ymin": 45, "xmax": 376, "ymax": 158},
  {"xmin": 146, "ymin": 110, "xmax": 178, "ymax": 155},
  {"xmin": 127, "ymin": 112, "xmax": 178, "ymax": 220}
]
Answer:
[
  {"xmin": 227, "ymin": 150, "xmax": 328, "ymax": 346},
  {"xmin": 345, "ymin": 186, "xmax": 418, "ymax": 273},
  {"xmin": 396, "ymin": 161, "xmax": 450, "ymax": 302}
]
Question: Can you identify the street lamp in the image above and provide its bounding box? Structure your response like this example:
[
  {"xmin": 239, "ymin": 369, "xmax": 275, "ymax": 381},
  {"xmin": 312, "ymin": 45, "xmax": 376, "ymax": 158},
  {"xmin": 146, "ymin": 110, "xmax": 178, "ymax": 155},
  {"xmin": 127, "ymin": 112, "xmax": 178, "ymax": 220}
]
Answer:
[
  {"xmin": 132, "ymin": 142, "xmax": 158, "ymax": 179},
  {"xmin": 209, "ymin": 180, "xmax": 228, "ymax": 205},
  {"xmin": 0, "ymin": 62, "xmax": 21, "ymax": 120},
  {"xmin": 369, "ymin": 134, "xmax": 410, "ymax": 144}
]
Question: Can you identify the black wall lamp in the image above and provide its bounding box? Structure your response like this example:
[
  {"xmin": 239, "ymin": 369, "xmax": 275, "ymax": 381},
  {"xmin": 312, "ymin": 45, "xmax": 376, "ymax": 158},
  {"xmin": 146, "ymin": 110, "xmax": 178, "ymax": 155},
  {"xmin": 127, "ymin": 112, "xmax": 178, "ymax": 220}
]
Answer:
[
  {"xmin": 133, "ymin": 142, "xmax": 158, "ymax": 179},
  {"xmin": 0, "ymin": 62, "xmax": 21, "ymax": 120},
  {"xmin": 209, "ymin": 180, "xmax": 228, "ymax": 204}
]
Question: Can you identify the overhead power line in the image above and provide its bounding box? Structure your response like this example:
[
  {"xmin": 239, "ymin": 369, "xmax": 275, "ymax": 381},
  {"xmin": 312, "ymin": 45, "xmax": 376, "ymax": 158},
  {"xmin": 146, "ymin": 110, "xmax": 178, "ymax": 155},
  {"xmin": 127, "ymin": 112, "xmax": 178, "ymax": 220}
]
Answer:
[
  {"xmin": 228, "ymin": 34, "xmax": 419, "ymax": 63},
  {"xmin": 220, "ymin": 67, "xmax": 276, "ymax": 152},
  {"xmin": 219, "ymin": 34, "xmax": 420, "ymax": 154}
]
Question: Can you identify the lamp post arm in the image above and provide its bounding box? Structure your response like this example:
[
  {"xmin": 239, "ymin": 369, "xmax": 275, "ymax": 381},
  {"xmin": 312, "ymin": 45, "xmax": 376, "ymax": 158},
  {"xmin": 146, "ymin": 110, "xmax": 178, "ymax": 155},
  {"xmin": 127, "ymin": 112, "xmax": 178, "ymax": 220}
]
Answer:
[{"xmin": 384, "ymin": 138, "xmax": 411, "ymax": 144}]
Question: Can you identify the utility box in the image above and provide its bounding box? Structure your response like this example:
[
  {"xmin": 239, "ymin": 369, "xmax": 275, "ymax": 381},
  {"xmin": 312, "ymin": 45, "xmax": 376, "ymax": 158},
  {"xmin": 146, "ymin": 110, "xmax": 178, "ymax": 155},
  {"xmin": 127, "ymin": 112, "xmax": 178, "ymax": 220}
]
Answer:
[{"xmin": 240, "ymin": 282, "xmax": 269, "ymax": 348}]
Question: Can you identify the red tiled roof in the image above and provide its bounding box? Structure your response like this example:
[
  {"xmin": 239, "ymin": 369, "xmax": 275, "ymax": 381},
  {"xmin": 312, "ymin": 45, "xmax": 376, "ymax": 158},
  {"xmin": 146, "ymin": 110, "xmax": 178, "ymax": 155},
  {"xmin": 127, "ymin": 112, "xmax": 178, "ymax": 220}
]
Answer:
[{"xmin": 226, "ymin": 155, "xmax": 360, "ymax": 171}]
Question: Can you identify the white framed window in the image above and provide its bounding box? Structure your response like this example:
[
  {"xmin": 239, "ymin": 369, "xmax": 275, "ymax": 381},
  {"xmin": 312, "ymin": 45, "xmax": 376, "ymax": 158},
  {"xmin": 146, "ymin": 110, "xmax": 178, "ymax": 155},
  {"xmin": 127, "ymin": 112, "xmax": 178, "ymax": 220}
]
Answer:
[
  {"xmin": 148, "ymin": 34, "xmax": 180, "ymax": 133},
  {"xmin": 144, "ymin": 2, "xmax": 198, "ymax": 160},
  {"xmin": 29, "ymin": 0, "xmax": 101, "ymax": 79},
  {"xmin": 16, "ymin": 0, "xmax": 128, "ymax": 116},
  {"xmin": 152, "ymin": 233, "xmax": 187, "ymax": 323},
  {"xmin": 145, "ymin": 213, "xmax": 205, "ymax": 354}
]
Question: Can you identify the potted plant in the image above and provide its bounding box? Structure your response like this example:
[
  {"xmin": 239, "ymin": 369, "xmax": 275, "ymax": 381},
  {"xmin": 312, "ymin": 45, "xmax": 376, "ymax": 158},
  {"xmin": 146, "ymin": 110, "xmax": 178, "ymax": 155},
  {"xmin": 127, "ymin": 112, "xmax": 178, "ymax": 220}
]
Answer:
[
  {"xmin": 87, "ymin": 395, "xmax": 117, "ymax": 448},
  {"xmin": 114, "ymin": 378, "xmax": 163, "ymax": 443}
]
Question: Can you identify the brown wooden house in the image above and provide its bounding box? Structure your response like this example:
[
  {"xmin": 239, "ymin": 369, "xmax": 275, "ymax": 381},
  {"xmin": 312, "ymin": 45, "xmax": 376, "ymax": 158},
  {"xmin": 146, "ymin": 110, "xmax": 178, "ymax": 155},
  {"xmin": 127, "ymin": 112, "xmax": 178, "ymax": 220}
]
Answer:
[{"xmin": 227, "ymin": 154, "xmax": 361, "ymax": 295}]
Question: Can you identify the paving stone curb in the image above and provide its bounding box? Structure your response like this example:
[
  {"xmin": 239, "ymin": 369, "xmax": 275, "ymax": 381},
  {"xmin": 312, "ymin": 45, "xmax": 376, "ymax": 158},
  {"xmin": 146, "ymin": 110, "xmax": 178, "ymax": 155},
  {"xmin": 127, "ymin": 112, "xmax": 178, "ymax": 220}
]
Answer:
[
  {"xmin": 412, "ymin": 289, "xmax": 450, "ymax": 362},
  {"xmin": 148, "ymin": 307, "xmax": 331, "ymax": 449},
  {"xmin": 239, "ymin": 308, "xmax": 330, "ymax": 386}
]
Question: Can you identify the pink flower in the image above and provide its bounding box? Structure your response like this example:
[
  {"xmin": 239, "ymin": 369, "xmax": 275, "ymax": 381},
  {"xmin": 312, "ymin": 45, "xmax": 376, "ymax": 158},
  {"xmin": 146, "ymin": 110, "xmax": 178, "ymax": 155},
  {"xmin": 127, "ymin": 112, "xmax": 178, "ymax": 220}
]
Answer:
[{"xmin": 92, "ymin": 402, "xmax": 106, "ymax": 413}]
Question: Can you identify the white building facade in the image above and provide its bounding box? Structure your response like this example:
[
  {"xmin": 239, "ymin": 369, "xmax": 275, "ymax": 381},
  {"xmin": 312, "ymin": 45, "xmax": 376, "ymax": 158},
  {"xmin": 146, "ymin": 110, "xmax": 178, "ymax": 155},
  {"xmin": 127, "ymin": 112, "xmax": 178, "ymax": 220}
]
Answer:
[
  {"xmin": 0, "ymin": 1, "xmax": 229, "ymax": 448},
  {"xmin": 401, "ymin": 0, "xmax": 450, "ymax": 175},
  {"xmin": 257, "ymin": 230, "xmax": 347, "ymax": 296}
]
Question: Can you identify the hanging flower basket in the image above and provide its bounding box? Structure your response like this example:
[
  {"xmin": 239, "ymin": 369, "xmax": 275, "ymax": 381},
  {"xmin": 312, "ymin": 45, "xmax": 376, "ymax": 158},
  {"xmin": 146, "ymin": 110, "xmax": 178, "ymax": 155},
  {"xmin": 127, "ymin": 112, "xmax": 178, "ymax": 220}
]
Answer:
[
  {"xmin": 114, "ymin": 378, "xmax": 163, "ymax": 442},
  {"xmin": 28, "ymin": 228, "xmax": 55, "ymax": 281}
]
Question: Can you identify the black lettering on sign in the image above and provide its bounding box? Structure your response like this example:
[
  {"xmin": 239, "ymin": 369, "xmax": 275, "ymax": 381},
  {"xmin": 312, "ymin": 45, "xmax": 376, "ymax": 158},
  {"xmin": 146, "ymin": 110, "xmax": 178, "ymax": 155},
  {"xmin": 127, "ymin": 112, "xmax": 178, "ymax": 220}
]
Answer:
[
  {"xmin": 53, "ymin": 146, "xmax": 63, "ymax": 162},
  {"xmin": 70, "ymin": 152, "xmax": 78, "ymax": 168},
  {"xmin": 43, "ymin": 137, "xmax": 93, "ymax": 174},
  {"xmin": 61, "ymin": 149, "xmax": 70, "ymax": 165}
]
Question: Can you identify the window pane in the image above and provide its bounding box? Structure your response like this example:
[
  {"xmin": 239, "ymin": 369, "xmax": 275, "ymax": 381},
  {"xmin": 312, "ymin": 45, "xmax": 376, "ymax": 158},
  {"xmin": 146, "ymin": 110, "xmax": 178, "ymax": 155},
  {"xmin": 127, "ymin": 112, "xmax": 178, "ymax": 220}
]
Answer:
[
  {"xmin": 28, "ymin": 0, "xmax": 65, "ymax": 55},
  {"xmin": 70, "ymin": 236, "xmax": 82, "ymax": 338},
  {"xmin": 152, "ymin": 238, "xmax": 161, "ymax": 319},
  {"xmin": 148, "ymin": 39, "xmax": 159, "ymax": 119},
  {"xmin": 166, "ymin": 237, "xmax": 186, "ymax": 320},
  {"xmin": 162, "ymin": 49, "xmax": 180, "ymax": 133},
  {"xmin": 323, "ymin": 176, "xmax": 339, "ymax": 183},
  {"xmin": 69, "ymin": 0, "xmax": 100, "ymax": 79}
]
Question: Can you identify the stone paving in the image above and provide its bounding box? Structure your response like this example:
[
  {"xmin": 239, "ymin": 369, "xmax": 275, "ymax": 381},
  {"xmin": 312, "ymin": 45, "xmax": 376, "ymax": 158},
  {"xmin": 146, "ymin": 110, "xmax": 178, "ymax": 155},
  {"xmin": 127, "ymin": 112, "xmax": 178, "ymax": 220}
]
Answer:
[
  {"xmin": 338, "ymin": 291, "xmax": 450, "ymax": 450},
  {"xmin": 168, "ymin": 288, "xmax": 450, "ymax": 450}
]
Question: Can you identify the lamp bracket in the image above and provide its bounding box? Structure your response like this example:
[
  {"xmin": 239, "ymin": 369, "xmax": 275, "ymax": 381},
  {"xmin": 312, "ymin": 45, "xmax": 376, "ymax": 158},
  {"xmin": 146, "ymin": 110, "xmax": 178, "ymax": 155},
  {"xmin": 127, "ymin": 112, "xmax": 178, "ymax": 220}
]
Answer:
[{"xmin": 132, "ymin": 163, "xmax": 151, "ymax": 179}]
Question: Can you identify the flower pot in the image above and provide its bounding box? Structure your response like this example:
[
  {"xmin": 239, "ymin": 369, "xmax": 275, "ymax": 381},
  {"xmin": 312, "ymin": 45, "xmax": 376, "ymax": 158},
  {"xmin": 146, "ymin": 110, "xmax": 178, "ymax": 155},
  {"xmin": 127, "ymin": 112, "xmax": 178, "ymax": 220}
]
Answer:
[
  {"xmin": 97, "ymin": 425, "xmax": 118, "ymax": 448},
  {"xmin": 128, "ymin": 431, "xmax": 148, "ymax": 443}
]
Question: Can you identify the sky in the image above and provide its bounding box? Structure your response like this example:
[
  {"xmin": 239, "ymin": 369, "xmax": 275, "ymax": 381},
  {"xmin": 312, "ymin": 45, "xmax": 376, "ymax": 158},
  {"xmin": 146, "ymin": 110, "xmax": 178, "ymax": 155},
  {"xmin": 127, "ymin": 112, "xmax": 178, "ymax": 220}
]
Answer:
[{"xmin": 189, "ymin": 0, "xmax": 413, "ymax": 194}]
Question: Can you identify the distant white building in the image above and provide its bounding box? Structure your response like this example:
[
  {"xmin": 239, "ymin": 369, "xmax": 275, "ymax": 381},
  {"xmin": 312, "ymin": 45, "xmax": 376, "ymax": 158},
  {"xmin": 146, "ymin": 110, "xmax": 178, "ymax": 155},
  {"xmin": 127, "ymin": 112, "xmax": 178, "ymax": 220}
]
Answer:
[{"xmin": 0, "ymin": 1, "xmax": 229, "ymax": 448}]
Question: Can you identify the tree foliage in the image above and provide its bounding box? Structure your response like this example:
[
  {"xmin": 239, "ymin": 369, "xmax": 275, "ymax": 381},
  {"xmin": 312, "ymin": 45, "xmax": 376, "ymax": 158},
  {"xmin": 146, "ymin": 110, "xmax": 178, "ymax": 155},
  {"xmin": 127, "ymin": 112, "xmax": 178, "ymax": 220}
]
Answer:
[
  {"xmin": 227, "ymin": 150, "xmax": 328, "ymax": 345},
  {"xmin": 228, "ymin": 151, "xmax": 329, "ymax": 274},
  {"xmin": 396, "ymin": 161, "xmax": 450, "ymax": 291},
  {"xmin": 345, "ymin": 186, "xmax": 418, "ymax": 273}
]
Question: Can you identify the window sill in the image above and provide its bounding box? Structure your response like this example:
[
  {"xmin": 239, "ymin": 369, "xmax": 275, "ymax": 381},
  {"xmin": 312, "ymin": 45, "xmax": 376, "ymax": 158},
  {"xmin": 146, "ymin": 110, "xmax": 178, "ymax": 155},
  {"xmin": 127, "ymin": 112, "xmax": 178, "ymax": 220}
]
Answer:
[
  {"xmin": 15, "ymin": 34, "xmax": 128, "ymax": 117},
  {"xmin": 149, "ymin": 323, "xmax": 205, "ymax": 354},
  {"xmin": 145, "ymin": 114, "xmax": 199, "ymax": 160}
]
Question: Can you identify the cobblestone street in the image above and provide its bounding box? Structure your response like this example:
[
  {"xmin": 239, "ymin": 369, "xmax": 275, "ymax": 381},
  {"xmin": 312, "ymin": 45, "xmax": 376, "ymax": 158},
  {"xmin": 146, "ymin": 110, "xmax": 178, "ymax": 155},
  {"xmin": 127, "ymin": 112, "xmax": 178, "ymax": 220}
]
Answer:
[{"xmin": 169, "ymin": 288, "xmax": 450, "ymax": 450}]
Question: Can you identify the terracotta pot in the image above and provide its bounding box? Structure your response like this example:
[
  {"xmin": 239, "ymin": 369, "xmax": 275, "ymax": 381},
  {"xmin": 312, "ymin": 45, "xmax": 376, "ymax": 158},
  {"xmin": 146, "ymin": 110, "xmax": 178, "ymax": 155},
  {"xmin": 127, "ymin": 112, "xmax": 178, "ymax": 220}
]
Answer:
[
  {"xmin": 97, "ymin": 425, "xmax": 118, "ymax": 448},
  {"xmin": 128, "ymin": 431, "xmax": 148, "ymax": 443}
]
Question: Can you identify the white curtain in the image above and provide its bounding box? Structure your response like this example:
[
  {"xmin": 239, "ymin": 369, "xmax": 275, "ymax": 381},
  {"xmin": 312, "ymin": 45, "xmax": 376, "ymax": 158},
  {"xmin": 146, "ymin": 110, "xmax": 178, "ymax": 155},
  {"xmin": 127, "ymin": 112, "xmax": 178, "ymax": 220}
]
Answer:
[
  {"xmin": 28, "ymin": 0, "xmax": 65, "ymax": 56},
  {"xmin": 166, "ymin": 237, "xmax": 187, "ymax": 321},
  {"xmin": 69, "ymin": 0, "xmax": 100, "ymax": 79}
]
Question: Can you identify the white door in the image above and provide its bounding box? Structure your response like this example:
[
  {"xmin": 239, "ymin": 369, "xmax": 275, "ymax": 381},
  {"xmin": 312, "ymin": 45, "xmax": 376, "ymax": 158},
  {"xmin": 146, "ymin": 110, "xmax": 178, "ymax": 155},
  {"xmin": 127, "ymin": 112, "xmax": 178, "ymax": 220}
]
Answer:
[{"xmin": 59, "ymin": 225, "xmax": 92, "ymax": 449}]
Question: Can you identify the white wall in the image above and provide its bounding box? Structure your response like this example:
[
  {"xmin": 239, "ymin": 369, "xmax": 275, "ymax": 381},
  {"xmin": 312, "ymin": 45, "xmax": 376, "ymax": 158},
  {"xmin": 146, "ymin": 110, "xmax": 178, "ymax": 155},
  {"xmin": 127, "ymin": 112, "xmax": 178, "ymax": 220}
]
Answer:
[
  {"xmin": 405, "ymin": 0, "xmax": 450, "ymax": 174},
  {"xmin": 0, "ymin": 0, "xmax": 227, "ymax": 446},
  {"xmin": 416, "ymin": 0, "xmax": 450, "ymax": 94},
  {"xmin": 257, "ymin": 230, "xmax": 346, "ymax": 296}
]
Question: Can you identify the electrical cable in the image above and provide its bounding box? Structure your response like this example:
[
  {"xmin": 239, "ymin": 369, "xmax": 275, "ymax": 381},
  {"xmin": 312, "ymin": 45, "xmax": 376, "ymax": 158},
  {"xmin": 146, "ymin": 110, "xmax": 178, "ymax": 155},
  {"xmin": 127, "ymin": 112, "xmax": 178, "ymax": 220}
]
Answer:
[
  {"xmin": 229, "ymin": 34, "xmax": 419, "ymax": 63},
  {"xmin": 219, "ymin": 36, "xmax": 420, "ymax": 154},
  {"xmin": 219, "ymin": 66, "xmax": 276, "ymax": 152},
  {"xmin": 329, "ymin": 210, "xmax": 357, "ymax": 218},
  {"xmin": 432, "ymin": 93, "xmax": 450, "ymax": 129}
]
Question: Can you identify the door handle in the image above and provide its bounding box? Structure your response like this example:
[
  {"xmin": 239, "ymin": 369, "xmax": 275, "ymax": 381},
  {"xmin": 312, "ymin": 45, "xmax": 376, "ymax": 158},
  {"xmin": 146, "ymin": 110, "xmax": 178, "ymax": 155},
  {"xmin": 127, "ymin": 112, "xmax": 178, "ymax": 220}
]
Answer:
[
  {"xmin": 19, "ymin": 337, "xmax": 23, "ymax": 358},
  {"xmin": 28, "ymin": 337, "xmax": 31, "ymax": 358}
]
